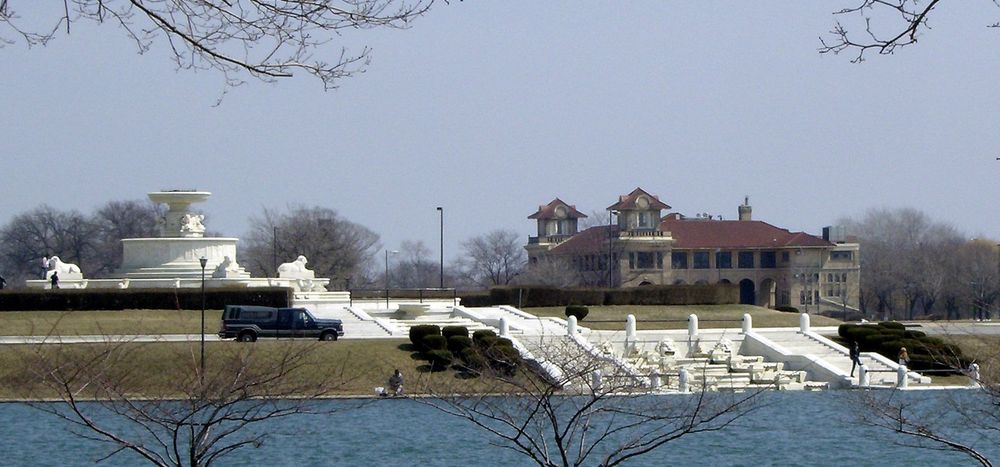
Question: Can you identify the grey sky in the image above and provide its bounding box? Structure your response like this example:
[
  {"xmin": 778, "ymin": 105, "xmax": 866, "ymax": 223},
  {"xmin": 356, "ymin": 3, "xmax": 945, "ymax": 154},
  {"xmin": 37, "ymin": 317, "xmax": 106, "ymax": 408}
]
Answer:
[{"xmin": 3, "ymin": 2, "xmax": 999, "ymax": 264}]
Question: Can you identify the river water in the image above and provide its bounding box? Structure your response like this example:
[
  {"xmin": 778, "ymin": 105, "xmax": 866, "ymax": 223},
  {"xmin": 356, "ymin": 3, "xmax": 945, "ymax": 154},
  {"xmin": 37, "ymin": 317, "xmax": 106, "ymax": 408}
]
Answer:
[{"xmin": 1, "ymin": 390, "xmax": 995, "ymax": 466}]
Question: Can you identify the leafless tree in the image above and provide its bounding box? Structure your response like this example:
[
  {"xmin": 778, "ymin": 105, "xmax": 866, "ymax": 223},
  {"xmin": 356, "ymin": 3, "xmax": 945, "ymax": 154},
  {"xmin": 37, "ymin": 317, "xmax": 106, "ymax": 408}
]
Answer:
[
  {"xmin": 417, "ymin": 338, "xmax": 759, "ymax": 467},
  {"xmin": 0, "ymin": 204, "xmax": 96, "ymax": 285},
  {"xmin": 0, "ymin": 0, "xmax": 436, "ymax": 90},
  {"xmin": 820, "ymin": 0, "xmax": 956, "ymax": 62},
  {"xmin": 241, "ymin": 205, "xmax": 380, "ymax": 287},
  {"xmin": 516, "ymin": 256, "xmax": 582, "ymax": 288},
  {"xmin": 959, "ymin": 240, "xmax": 1000, "ymax": 320},
  {"xmin": 24, "ymin": 338, "xmax": 354, "ymax": 466},
  {"xmin": 389, "ymin": 240, "xmax": 439, "ymax": 288},
  {"xmin": 457, "ymin": 229, "xmax": 526, "ymax": 288},
  {"xmin": 88, "ymin": 199, "xmax": 163, "ymax": 278}
]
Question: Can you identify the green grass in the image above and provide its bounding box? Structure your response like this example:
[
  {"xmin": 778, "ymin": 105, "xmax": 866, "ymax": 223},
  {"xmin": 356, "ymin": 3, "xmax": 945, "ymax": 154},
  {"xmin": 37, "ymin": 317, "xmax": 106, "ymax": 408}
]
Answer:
[
  {"xmin": 525, "ymin": 305, "xmax": 842, "ymax": 330},
  {"xmin": 0, "ymin": 339, "xmax": 536, "ymax": 399},
  {"xmin": 0, "ymin": 309, "xmax": 222, "ymax": 336}
]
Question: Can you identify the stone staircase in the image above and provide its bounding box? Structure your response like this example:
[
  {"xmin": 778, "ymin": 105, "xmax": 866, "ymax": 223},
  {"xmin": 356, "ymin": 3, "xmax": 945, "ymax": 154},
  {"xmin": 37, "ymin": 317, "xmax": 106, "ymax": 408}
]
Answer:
[{"xmin": 756, "ymin": 330, "xmax": 929, "ymax": 386}]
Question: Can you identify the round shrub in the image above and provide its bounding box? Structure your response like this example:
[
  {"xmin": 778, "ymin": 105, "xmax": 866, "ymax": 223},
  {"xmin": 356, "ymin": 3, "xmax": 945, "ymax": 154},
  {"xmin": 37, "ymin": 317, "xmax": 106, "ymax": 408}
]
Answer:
[
  {"xmin": 473, "ymin": 329, "xmax": 497, "ymax": 344},
  {"xmin": 486, "ymin": 344, "xmax": 522, "ymax": 375},
  {"xmin": 494, "ymin": 337, "xmax": 514, "ymax": 348},
  {"xmin": 565, "ymin": 305, "xmax": 590, "ymax": 321},
  {"xmin": 878, "ymin": 321, "xmax": 905, "ymax": 331},
  {"xmin": 903, "ymin": 330, "xmax": 927, "ymax": 339},
  {"xmin": 448, "ymin": 335, "xmax": 473, "ymax": 354},
  {"xmin": 422, "ymin": 334, "xmax": 448, "ymax": 351},
  {"xmin": 409, "ymin": 324, "xmax": 441, "ymax": 349},
  {"xmin": 426, "ymin": 349, "xmax": 453, "ymax": 371},
  {"xmin": 476, "ymin": 335, "xmax": 498, "ymax": 349},
  {"xmin": 459, "ymin": 347, "xmax": 487, "ymax": 371},
  {"xmin": 838, "ymin": 324, "xmax": 854, "ymax": 339},
  {"xmin": 442, "ymin": 326, "xmax": 469, "ymax": 340}
]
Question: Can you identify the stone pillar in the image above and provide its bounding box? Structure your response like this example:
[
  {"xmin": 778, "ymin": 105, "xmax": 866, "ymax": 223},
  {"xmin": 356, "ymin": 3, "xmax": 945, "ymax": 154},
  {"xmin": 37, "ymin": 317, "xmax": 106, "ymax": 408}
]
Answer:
[
  {"xmin": 650, "ymin": 372, "xmax": 661, "ymax": 389},
  {"xmin": 567, "ymin": 315, "xmax": 577, "ymax": 336},
  {"xmin": 742, "ymin": 313, "xmax": 752, "ymax": 333},
  {"xmin": 626, "ymin": 314, "xmax": 636, "ymax": 340},
  {"xmin": 859, "ymin": 364, "xmax": 869, "ymax": 387},
  {"xmin": 897, "ymin": 365, "xmax": 908, "ymax": 388},
  {"xmin": 591, "ymin": 369, "xmax": 603, "ymax": 392},
  {"xmin": 499, "ymin": 317, "xmax": 509, "ymax": 338},
  {"xmin": 679, "ymin": 368, "xmax": 690, "ymax": 393},
  {"xmin": 688, "ymin": 314, "xmax": 699, "ymax": 340},
  {"xmin": 799, "ymin": 313, "xmax": 810, "ymax": 333}
]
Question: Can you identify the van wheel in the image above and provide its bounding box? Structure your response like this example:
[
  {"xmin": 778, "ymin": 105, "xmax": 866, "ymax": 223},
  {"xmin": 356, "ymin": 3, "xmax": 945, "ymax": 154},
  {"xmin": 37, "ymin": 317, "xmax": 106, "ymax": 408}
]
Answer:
[
  {"xmin": 320, "ymin": 332, "xmax": 338, "ymax": 341},
  {"xmin": 238, "ymin": 332, "xmax": 257, "ymax": 342}
]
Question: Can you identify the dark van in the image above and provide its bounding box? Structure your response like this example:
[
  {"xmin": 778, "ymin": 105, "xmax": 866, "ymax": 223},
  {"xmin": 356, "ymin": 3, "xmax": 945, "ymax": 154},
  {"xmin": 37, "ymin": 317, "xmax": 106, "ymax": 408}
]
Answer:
[{"xmin": 218, "ymin": 305, "xmax": 345, "ymax": 342}]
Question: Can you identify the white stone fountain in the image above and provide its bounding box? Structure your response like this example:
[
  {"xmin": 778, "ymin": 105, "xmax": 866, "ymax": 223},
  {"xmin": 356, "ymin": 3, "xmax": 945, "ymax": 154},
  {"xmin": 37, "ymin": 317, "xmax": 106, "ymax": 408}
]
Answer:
[{"xmin": 27, "ymin": 190, "xmax": 331, "ymax": 293}]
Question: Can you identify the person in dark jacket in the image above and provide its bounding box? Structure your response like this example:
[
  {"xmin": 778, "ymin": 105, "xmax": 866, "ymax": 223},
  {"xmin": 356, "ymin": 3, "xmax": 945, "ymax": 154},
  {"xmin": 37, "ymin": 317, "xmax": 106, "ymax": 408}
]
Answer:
[
  {"xmin": 50, "ymin": 271, "xmax": 59, "ymax": 290},
  {"xmin": 388, "ymin": 369, "xmax": 404, "ymax": 396},
  {"xmin": 849, "ymin": 341, "xmax": 861, "ymax": 377}
]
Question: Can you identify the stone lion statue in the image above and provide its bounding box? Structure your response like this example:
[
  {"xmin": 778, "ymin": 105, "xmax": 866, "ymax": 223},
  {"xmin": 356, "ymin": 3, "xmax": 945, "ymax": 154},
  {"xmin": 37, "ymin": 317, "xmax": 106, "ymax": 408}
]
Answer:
[
  {"xmin": 46, "ymin": 256, "xmax": 83, "ymax": 280},
  {"xmin": 278, "ymin": 255, "xmax": 308, "ymax": 273},
  {"xmin": 212, "ymin": 256, "xmax": 241, "ymax": 278}
]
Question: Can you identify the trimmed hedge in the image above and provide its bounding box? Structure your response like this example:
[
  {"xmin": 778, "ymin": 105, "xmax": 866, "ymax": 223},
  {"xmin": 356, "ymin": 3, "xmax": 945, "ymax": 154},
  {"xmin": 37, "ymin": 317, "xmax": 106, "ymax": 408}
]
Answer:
[
  {"xmin": 409, "ymin": 325, "xmax": 441, "ymax": 349},
  {"xmin": 447, "ymin": 335, "xmax": 473, "ymax": 354},
  {"xmin": 442, "ymin": 326, "xmax": 469, "ymax": 340},
  {"xmin": 774, "ymin": 306, "xmax": 799, "ymax": 313},
  {"xmin": 472, "ymin": 329, "xmax": 497, "ymax": 344},
  {"xmin": 565, "ymin": 305, "xmax": 589, "ymax": 321},
  {"xmin": 422, "ymin": 334, "xmax": 448, "ymax": 352},
  {"xmin": 466, "ymin": 284, "xmax": 738, "ymax": 308},
  {"xmin": 0, "ymin": 287, "xmax": 291, "ymax": 312},
  {"xmin": 426, "ymin": 349, "xmax": 453, "ymax": 370}
]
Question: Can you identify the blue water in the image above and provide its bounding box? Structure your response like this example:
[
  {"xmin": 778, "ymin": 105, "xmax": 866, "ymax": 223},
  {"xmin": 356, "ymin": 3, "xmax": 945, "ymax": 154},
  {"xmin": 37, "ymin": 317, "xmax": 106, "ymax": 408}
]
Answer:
[{"xmin": 1, "ymin": 391, "xmax": 996, "ymax": 466}]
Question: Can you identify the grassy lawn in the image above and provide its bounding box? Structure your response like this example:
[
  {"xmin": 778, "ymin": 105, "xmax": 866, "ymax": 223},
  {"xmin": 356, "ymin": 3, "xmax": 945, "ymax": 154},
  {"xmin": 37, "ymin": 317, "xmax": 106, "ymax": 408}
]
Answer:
[
  {"xmin": 0, "ymin": 309, "xmax": 222, "ymax": 336},
  {"xmin": 0, "ymin": 339, "xmax": 535, "ymax": 399},
  {"xmin": 525, "ymin": 304, "xmax": 842, "ymax": 330}
]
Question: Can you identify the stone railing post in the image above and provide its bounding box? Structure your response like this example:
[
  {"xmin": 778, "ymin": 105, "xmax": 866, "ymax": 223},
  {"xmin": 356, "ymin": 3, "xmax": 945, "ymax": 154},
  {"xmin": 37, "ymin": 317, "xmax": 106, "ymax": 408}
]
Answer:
[
  {"xmin": 742, "ymin": 313, "xmax": 752, "ymax": 333},
  {"xmin": 799, "ymin": 313, "xmax": 810, "ymax": 333},
  {"xmin": 897, "ymin": 365, "xmax": 908, "ymax": 388},
  {"xmin": 626, "ymin": 314, "xmax": 636, "ymax": 353},
  {"xmin": 859, "ymin": 364, "xmax": 869, "ymax": 387},
  {"xmin": 679, "ymin": 368, "xmax": 690, "ymax": 393},
  {"xmin": 591, "ymin": 369, "xmax": 603, "ymax": 392},
  {"xmin": 567, "ymin": 315, "xmax": 577, "ymax": 336},
  {"xmin": 499, "ymin": 317, "xmax": 509, "ymax": 338},
  {"xmin": 688, "ymin": 314, "xmax": 699, "ymax": 340},
  {"xmin": 649, "ymin": 372, "xmax": 661, "ymax": 389}
]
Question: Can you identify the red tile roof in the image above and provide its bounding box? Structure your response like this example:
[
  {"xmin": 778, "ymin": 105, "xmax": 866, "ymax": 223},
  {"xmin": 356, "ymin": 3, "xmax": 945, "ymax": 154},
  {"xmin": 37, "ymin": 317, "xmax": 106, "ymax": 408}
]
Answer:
[
  {"xmin": 550, "ymin": 225, "xmax": 618, "ymax": 255},
  {"xmin": 661, "ymin": 218, "xmax": 833, "ymax": 249},
  {"xmin": 607, "ymin": 187, "xmax": 671, "ymax": 211},
  {"xmin": 528, "ymin": 198, "xmax": 588, "ymax": 220}
]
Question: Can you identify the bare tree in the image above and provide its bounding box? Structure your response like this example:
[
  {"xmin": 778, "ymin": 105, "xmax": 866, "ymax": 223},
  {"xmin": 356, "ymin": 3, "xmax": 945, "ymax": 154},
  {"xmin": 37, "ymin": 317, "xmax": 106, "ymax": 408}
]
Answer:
[
  {"xmin": 0, "ymin": 205, "xmax": 96, "ymax": 285},
  {"xmin": 241, "ymin": 206, "xmax": 380, "ymax": 287},
  {"xmin": 25, "ymin": 338, "xmax": 353, "ymax": 466},
  {"xmin": 88, "ymin": 199, "xmax": 163, "ymax": 278},
  {"xmin": 959, "ymin": 240, "xmax": 1000, "ymax": 321},
  {"xmin": 418, "ymin": 339, "xmax": 759, "ymax": 466},
  {"xmin": 0, "ymin": 0, "xmax": 436, "ymax": 90},
  {"xmin": 820, "ymin": 0, "xmax": 945, "ymax": 62},
  {"xmin": 458, "ymin": 229, "xmax": 526, "ymax": 288},
  {"xmin": 389, "ymin": 240, "xmax": 439, "ymax": 288},
  {"xmin": 516, "ymin": 256, "xmax": 581, "ymax": 288}
]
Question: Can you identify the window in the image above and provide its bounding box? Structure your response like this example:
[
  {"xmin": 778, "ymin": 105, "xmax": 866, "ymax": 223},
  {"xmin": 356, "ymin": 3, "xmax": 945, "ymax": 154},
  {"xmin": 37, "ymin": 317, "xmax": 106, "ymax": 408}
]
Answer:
[
  {"xmin": 781, "ymin": 251, "xmax": 790, "ymax": 262},
  {"xmin": 716, "ymin": 251, "xmax": 732, "ymax": 269},
  {"xmin": 636, "ymin": 252, "xmax": 655, "ymax": 269},
  {"xmin": 638, "ymin": 212, "xmax": 650, "ymax": 228},
  {"xmin": 738, "ymin": 251, "xmax": 754, "ymax": 269},
  {"xmin": 693, "ymin": 251, "xmax": 710, "ymax": 269},
  {"xmin": 672, "ymin": 252, "xmax": 688, "ymax": 269},
  {"xmin": 831, "ymin": 251, "xmax": 853, "ymax": 261},
  {"xmin": 760, "ymin": 251, "xmax": 776, "ymax": 268}
]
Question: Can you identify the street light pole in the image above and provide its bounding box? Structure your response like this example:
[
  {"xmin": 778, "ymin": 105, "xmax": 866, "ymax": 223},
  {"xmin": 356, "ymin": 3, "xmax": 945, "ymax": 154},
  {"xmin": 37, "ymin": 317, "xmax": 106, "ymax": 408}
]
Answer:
[
  {"xmin": 608, "ymin": 210, "xmax": 618, "ymax": 288},
  {"xmin": 199, "ymin": 256, "xmax": 208, "ymax": 382},
  {"xmin": 437, "ymin": 207, "xmax": 444, "ymax": 289},
  {"xmin": 385, "ymin": 249, "xmax": 398, "ymax": 309}
]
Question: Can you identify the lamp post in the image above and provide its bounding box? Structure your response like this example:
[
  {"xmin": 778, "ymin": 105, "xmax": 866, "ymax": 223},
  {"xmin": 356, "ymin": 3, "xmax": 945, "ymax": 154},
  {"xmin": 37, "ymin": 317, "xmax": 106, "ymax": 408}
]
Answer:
[
  {"xmin": 436, "ymin": 207, "xmax": 444, "ymax": 289},
  {"xmin": 385, "ymin": 249, "xmax": 398, "ymax": 309},
  {"xmin": 199, "ymin": 256, "xmax": 208, "ymax": 381},
  {"xmin": 272, "ymin": 226, "xmax": 277, "ymax": 277},
  {"xmin": 608, "ymin": 210, "xmax": 618, "ymax": 288}
]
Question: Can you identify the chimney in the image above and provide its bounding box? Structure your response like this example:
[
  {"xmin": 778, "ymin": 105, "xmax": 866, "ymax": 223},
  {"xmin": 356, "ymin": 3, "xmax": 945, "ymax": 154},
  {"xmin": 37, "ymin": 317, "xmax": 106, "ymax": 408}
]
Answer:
[{"xmin": 738, "ymin": 196, "xmax": 752, "ymax": 221}]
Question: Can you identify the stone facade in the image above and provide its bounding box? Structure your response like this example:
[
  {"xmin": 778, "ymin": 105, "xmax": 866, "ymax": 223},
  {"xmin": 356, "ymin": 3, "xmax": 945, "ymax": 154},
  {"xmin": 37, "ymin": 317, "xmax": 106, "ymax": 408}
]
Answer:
[{"xmin": 525, "ymin": 188, "xmax": 861, "ymax": 315}]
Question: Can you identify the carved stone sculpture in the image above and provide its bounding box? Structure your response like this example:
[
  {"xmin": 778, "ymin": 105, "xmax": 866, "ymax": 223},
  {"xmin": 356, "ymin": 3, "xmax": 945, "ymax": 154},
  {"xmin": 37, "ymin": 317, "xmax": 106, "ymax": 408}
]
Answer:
[
  {"xmin": 277, "ymin": 255, "xmax": 315, "ymax": 279},
  {"xmin": 46, "ymin": 256, "xmax": 83, "ymax": 280}
]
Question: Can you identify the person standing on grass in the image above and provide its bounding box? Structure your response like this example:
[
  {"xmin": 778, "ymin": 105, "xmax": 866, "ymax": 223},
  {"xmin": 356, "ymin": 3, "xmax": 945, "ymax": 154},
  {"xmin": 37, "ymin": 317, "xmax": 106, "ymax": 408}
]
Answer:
[{"xmin": 849, "ymin": 341, "xmax": 861, "ymax": 377}]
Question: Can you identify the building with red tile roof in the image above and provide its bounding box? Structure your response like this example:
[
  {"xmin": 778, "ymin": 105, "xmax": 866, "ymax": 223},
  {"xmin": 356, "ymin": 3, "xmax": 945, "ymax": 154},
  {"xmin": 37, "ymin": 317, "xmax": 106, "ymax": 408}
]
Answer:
[{"xmin": 524, "ymin": 189, "xmax": 860, "ymax": 314}]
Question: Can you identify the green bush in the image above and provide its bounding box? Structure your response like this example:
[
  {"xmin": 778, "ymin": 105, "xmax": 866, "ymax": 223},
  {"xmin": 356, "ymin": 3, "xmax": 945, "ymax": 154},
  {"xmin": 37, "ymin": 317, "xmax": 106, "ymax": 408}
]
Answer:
[
  {"xmin": 447, "ymin": 335, "xmax": 473, "ymax": 354},
  {"xmin": 426, "ymin": 349, "xmax": 453, "ymax": 370},
  {"xmin": 485, "ymin": 344, "xmax": 522, "ymax": 375},
  {"xmin": 0, "ymin": 288, "xmax": 291, "ymax": 311},
  {"xmin": 774, "ymin": 306, "xmax": 799, "ymax": 313},
  {"xmin": 476, "ymin": 335, "xmax": 498, "ymax": 349},
  {"xmin": 409, "ymin": 325, "xmax": 441, "ymax": 349},
  {"xmin": 422, "ymin": 334, "xmax": 448, "ymax": 351},
  {"xmin": 472, "ymin": 329, "xmax": 497, "ymax": 344},
  {"xmin": 903, "ymin": 330, "xmax": 927, "ymax": 339},
  {"xmin": 565, "ymin": 305, "xmax": 590, "ymax": 321},
  {"xmin": 878, "ymin": 321, "xmax": 906, "ymax": 331},
  {"xmin": 494, "ymin": 337, "xmax": 514, "ymax": 348},
  {"xmin": 459, "ymin": 347, "xmax": 487, "ymax": 371},
  {"xmin": 442, "ymin": 326, "xmax": 469, "ymax": 340}
]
